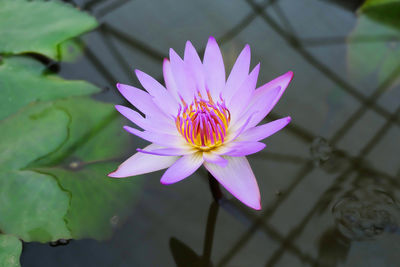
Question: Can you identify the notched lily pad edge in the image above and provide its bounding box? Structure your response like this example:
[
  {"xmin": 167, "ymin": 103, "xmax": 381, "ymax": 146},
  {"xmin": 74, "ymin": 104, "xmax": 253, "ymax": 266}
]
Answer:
[{"xmin": 33, "ymin": 169, "xmax": 73, "ymax": 241}]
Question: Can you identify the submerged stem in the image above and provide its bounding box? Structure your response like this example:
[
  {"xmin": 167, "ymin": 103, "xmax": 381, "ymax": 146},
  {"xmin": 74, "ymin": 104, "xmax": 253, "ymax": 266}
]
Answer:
[
  {"xmin": 207, "ymin": 172, "xmax": 223, "ymax": 202},
  {"xmin": 202, "ymin": 202, "xmax": 219, "ymax": 265}
]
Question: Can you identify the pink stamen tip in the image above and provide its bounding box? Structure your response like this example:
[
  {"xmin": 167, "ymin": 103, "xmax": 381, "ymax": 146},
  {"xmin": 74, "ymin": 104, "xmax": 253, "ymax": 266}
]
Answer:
[
  {"xmin": 218, "ymin": 125, "xmax": 225, "ymax": 143},
  {"xmin": 175, "ymin": 94, "xmax": 230, "ymax": 149},
  {"xmin": 207, "ymin": 121, "xmax": 214, "ymax": 144},
  {"xmin": 189, "ymin": 121, "xmax": 195, "ymax": 144}
]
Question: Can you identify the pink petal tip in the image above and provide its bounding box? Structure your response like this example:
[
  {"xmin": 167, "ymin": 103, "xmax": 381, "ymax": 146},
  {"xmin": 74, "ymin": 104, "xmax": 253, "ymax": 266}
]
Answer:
[
  {"xmin": 253, "ymin": 202, "xmax": 262, "ymax": 210},
  {"xmin": 286, "ymin": 71, "xmax": 294, "ymax": 81},
  {"xmin": 108, "ymin": 170, "xmax": 123, "ymax": 178}
]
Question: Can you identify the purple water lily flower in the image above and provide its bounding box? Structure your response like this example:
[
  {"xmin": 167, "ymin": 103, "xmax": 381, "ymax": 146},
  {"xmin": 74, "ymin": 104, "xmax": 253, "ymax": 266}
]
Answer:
[{"xmin": 109, "ymin": 36, "xmax": 293, "ymax": 210}]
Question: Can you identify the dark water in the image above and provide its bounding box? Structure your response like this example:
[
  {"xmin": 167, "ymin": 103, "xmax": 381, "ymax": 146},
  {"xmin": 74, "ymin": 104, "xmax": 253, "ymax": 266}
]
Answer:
[{"xmin": 21, "ymin": 0, "xmax": 400, "ymax": 266}]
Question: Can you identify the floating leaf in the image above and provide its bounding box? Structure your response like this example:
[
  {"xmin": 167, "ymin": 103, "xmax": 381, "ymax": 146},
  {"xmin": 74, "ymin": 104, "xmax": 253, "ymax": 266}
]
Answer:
[
  {"xmin": 0, "ymin": 171, "xmax": 71, "ymax": 242},
  {"xmin": 360, "ymin": 0, "xmax": 400, "ymax": 31},
  {"xmin": 59, "ymin": 39, "xmax": 85, "ymax": 62},
  {"xmin": 0, "ymin": 103, "xmax": 71, "ymax": 242},
  {"xmin": 363, "ymin": 0, "xmax": 400, "ymax": 8},
  {"xmin": 0, "ymin": 83, "xmax": 141, "ymax": 242},
  {"xmin": 0, "ymin": 56, "xmax": 100, "ymax": 121},
  {"xmin": 33, "ymin": 98, "xmax": 143, "ymax": 240},
  {"xmin": 31, "ymin": 97, "xmax": 128, "ymax": 166},
  {"xmin": 39, "ymin": 163, "xmax": 143, "ymax": 240},
  {"xmin": 0, "ymin": 103, "xmax": 69, "ymax": 170},
  {"xmin": 0, "ymin": 234, "xmax": 22, "ymax": 267},
  {"xmin": 0, "ymin": 0, "xmax": 98, "ymax": 59}
]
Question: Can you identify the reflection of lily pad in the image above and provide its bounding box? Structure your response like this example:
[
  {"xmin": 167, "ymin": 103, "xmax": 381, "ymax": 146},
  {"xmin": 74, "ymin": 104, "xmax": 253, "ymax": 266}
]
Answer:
[
  {"xmin": 0, "ymin": 0, "xmax": 98, "ymax": 59},
  {"xmin": 0, "ymin": 234, "xmax": 22, "ymax": 267},
  {"xmin": 170, "ymin": 238, "xmax": 202, "ymax": 267},
  {"xmin": 347, "ymin": 15, "xmax": 400, "ymax": 87},
  {"xmin": 0, "ymin": 56, "xmax": 100, "ymax": 120},
  {"xmin": 0, "ymin": 103, "xmax": 71, "ymax": 242},
  {"xmin": 361, "ymin": 0, "xmax": 400, "ymax": 31}
]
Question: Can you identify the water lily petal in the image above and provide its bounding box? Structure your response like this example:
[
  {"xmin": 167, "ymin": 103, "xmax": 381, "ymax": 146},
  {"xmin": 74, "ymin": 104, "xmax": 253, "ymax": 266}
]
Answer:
[
  {"xmin": 137, "ymin": 146, "xmax": 195, "ymax": 156},
  {"xmin": 169, "ymin": 48, "xmax": 196, "ymax": 102},
  {"xmin": 226, "ymin": 111, "xmax": 257, "ymax": 142},
  {"xmin": 246, "ymin": 71, "xmax": 293, "ymax": 128},
  {"xmin": 115, "ymin": 105, "xmax": 148, "ymax": 130},
  {"xmin": 108, "ymin": 144, "xmax": 179, "ymax": 178},
  {"xmin": 115, "ymin": 105, "xmax": 176, "ymax": 134},
  {"xmin": 184, "ymin": 41, "xmax": 207, "ymax": 97},
  {"xmin": 203, "ymin": 151, "xmax": 228, "ymax": 167},
  {"xmin": 228, "ymin": 63, "xmax": 260, "ymax": 123},
  {"xmin": 204, "ymin": 156, "xmax": 261, "ymax": 210},
  {"xmin": 239, "ymin": 116, "xmax": 291, "ymax": 142},
  {"xmin": 135, "ymin": 69, "xmax": 179, "ymax": 116},
  {"xmin": 112, "ymin": 37, "xmax": 292, "ymax": 211},
  {"xmin": 163, "ymin": 58, "xmax": 180, "ymax": 101},
  {"xmin": 160, "ymin": 152, "xmax": 204, "ymax": 184},
  {"xmin": 221, "ymin": 141, "xmax": 266, "ymax": 157},
  {"xmin": 258, "ymin": 71, "xmax": 293, "ymax": 97},
  {"xmin": 203, "ymin": 36, "xmax": 225, "ymax": 99},
  {"xmin": 116, "ymin": 83, "xmax": 169, "ymax": 119},
  {"xmin": 123, "ymin": 126, "xmax": 184, "ymax": 148},
  {"xmin": 222, "ymin": 44, "xmax": 251, "ymax": 103},
  {"xmin": 232, "ymin": 85, "xmax": 281, "ymax": 131}
]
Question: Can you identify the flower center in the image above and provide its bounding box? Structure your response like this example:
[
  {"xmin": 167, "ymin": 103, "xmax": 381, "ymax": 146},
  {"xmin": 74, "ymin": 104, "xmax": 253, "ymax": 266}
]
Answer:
[{"xmin": 175, "ymin": 92, "xmax": 230, "ymax": 150}]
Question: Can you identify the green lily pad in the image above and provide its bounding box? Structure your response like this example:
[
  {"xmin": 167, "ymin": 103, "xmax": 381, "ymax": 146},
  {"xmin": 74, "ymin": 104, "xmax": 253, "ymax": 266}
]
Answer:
[
  {"xmin": 39, "ymin": 162, "xmax": 143, "ymax": 240},
  {"xmin": 360, "ymin": 0, "xmax": 400, "ymax": 31},
  {"xmin": 0, "ymin": 234, "xmax": 22, "ymax": 267},
  {"xmin": 363, "ymin": 0, "xmax": 399, "ymax": 6},
  {"xmin": 0, "ymin": 103, "xmax": 69, "ymax": 170},
  {"xmin": 59, "ymin": 39, "xmax": 85, "ymax": 62},
  {"xmin": 0, "ymin": 0, "xmax": 98, "ymax": 59},
  {"xmin": 0, "ymin": 103, "xmax": 72, "ymax": 242},
  {"xmin": 0, "ymin": 93, "xmax": 141, "ymax": 242},
  {"xmin": 33, "ymin": 97, "xmax": 143, "ymax": 240},
  {"xmin": 0, "ymin": 56, "xmax": 100, "ymax": 121},
  {"xmin": 0, "ymin": 170, "xmax": 71, "ymax": 242},
  {"xmin": 32, "ymin": 97, "xmax": 129, "ymax": 166}
]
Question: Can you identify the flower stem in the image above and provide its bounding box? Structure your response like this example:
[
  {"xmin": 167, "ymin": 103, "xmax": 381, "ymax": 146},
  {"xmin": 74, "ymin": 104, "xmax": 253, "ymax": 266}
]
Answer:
[
  {"xmin": 207, "ymin": 172, "xmax": 222, "ymax": 202},
  {"xmin": 202, "ymin": 202, "xmax": 219, "ymax": 264}
]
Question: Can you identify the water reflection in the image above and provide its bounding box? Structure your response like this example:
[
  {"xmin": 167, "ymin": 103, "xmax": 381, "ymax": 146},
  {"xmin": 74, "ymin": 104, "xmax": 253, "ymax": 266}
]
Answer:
[
  {"xmin": 49, "ymin": 239, "xmax": 70, "ymax": 247},
  {"xmin": 170, "ymin": 202, "xmax": 219, "ymax": 267},
  {"xmin": 310, "ymin": 137, "xmax": 332, "ymax": 164},
  {"xmin": 333, "ymin": 188, "xmax": 400, "ymax": 241},
  {"xmin": 310, "ymin": 137, "xmax": 350, "ymax": 174},
  {"xmin": 316, "ymin": 228, "xmax": 350, "ymax": 267}
]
